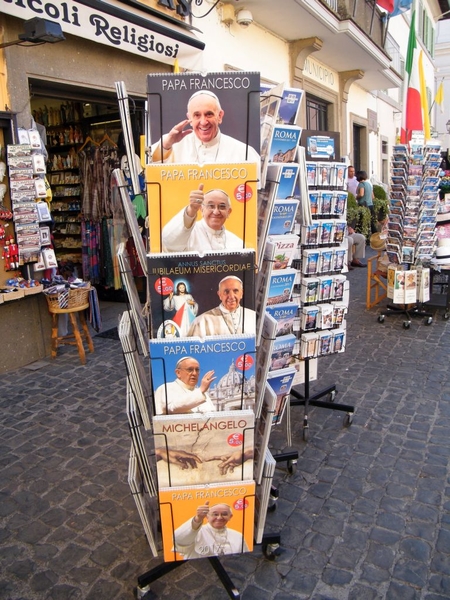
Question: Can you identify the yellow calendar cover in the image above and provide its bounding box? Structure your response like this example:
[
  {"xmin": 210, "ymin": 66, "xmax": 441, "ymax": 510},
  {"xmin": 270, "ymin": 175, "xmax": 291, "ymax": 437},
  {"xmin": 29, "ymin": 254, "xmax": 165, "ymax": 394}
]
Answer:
[
  {"xmin": 146, "ymin": 162, "xmax": 258, "ymax": 255},
  {"xmin": 159, "ymin": 480, "xmax": 255, "ymax": 562}
]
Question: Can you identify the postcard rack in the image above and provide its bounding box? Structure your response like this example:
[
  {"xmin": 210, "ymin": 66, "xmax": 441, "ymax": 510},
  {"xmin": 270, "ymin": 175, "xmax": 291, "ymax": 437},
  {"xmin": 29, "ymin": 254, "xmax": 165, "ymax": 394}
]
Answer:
[
  {"xmin": 114, "ymin": 72, "xmax": 298, "ymax": 600},
  {"xmin": 377, "ymin": 141, "xmax": 440, "ymax": 328}
]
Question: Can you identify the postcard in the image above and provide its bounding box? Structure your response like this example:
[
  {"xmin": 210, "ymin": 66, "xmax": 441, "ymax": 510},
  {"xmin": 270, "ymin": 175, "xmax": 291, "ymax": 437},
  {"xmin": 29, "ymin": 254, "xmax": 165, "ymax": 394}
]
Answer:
[{"xmin": 267, "ymin": 367, "xmax": 296, "ymax": 425}]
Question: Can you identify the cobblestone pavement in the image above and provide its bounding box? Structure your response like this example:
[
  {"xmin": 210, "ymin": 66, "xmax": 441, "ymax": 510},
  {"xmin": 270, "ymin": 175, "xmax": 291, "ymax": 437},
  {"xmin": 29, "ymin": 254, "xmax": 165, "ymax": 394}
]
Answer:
[{"xmin": 1, "ymin": 254, "xmax": 450, "ymax": 600}]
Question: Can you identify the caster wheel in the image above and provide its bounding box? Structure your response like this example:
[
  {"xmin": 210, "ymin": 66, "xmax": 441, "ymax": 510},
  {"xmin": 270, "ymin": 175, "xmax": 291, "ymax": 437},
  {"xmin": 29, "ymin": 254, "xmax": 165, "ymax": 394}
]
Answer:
[
  {"xmin": 136, "ymin": 585, "xmax": 151, "ymax": 600},
  {"xmin": 424, "ymin": 317, "xmax": 433, "ymax": 325},
  {"xmin": 378, "ymin": 315, "xmax": 385, "ymax": 323},
  {"xmin": 343, "ymin": 413, "xmax": 353, "ymax": 427},
  {"xmin": 329, "ymin": 390, "xmax": 336, "ymax": 402},
  {"xmin": 302, "ymin": 427, "xmax": 309, "ymax": 442},
  {"xmin": 403, "ymin": 321, "xmax": 411, "ymax": 329},
  {"xmin": 443, "ymin": 312, "xmax": 449, "ymax": 320},
  {"xmin": 287, "ymin": 460, "xmax": 297, "ymax": 475},
  {"xmin": 262, "ymin": 542, "xmax": 280, "ymax": 560}
]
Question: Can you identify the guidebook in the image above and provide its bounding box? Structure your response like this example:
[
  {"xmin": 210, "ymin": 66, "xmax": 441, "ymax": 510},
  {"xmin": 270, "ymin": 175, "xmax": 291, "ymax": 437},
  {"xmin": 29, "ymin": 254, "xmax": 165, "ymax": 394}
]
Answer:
[
  {"xmin": 147, "ymin": 250, "xmax": 256, "ymax": 339},
  {"xmin": 267, "ymin": 199, "xmax": 300, "ymax": 236},
  {"xmin": 149, "ymin": 335, "xmax": 256, "ymax": 415},
  {"xmin": 267, "ymin": 367, "xmax": 296, "ymax": 425},
  {"xmin": 159, "ymin": 480, "xmax": 255, "ymax": 561},
  {"xmin": 153, "ymin": 410, "xmax": 255, "ymax": 487}
]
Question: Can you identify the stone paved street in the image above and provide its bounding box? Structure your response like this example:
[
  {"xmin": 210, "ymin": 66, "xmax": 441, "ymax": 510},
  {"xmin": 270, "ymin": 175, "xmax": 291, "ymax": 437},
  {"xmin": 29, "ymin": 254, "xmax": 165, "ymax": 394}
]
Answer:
[{"xmin": 1, "ymin": 255, "xmax": 450, "ymax": 600}]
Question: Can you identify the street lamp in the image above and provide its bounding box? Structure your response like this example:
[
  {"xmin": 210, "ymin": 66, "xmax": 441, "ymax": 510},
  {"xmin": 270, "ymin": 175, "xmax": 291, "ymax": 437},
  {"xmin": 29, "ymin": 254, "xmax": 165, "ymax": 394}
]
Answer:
[{"xmin": 0, "ymin": 17, "xmax": 65, "ymax": 49}]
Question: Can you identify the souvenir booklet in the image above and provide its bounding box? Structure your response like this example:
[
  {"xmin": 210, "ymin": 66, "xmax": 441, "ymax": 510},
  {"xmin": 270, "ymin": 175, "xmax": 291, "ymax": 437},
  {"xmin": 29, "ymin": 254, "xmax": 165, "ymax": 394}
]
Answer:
[
  {"xmin": 254, "ymin": 384, "xmax": 277, "ymax": 484},
  {"xmin": 265, "ymin": 268, "xmax": 297, "ymax": 307},
  {"xmin": 268, "ymin": 125, "xmax": 302, "ymax": 164},
  {"xmin": 147, "ymin": 250, "xmax": 255, "ymax": 339},
  {"xmin": 128, "ymin": 444, "xmax": 159, "ymax": 557},
  {"xmin": 276, "ymin": 87, "xmax": 304, "ymax": 125},
  {"xmin": 255, "ymin": 449, "xmax": 276, "ymax": 544},
  {"xmin": 273, "ymin": 163, "xmax": 300, "ymax": 199},
  {"xmin": 255, "ymin": 312, "xmax": 277, "ymax": 418},
  {"xmin": 146, "ymin": 162, "xmax": 258, "ymax": 254},
  {"xmin": 267, "ymin": 199, "xmax": 299, "ymax": 236},
  {"xmin": 265, "ymin": 301, "xmax": 299, "ymax": 337},
  {"xmin": 267, "ymin": 367, "xmax": 296, "ymax": 425},
  {"xmin": 149, "ymin": 334, "xmax": 256, "ymax": 415},
  {"xmin": 159, "ymin": 480, "xmax": 255, "ymax": 562},
  {"xmin": 270, "ymin": 333, "xmax": 297, "ymax": 371},
  {"xmin": 268, "ymin": 234, "xmax": 299, "ymax": 269},
  {"xmin": 255, "ymin": 240, "xmax": 276, "ymax": 345},
  {"xmin": 153, "ymin": 410, "xmax": 255, "ymax": 487}
]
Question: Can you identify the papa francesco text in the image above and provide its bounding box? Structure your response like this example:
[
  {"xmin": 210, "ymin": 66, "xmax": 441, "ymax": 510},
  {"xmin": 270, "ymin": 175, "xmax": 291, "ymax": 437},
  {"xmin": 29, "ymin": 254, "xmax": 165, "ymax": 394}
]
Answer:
[
  {"xmin": 163, "ymin": 341, "xmax": 248, "ymax": 355},
  {"xmin": 172, "ymin": 487, "xmax": 249, "ymax": 501},
  {"xmin": 159, "ymin": 167, "xmax": 249, "ymax": 181}
]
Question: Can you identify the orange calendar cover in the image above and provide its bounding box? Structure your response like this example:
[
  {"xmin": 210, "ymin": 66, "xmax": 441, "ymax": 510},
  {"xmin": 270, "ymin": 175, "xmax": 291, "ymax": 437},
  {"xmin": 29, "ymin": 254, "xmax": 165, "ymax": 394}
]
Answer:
[
  {"xmin": 146, "ymin": 162, "xmax": 258, "ymax": 255},
  {"xmin": 159, "ymin": 480, "xmax": 255, "ymax": 562}
]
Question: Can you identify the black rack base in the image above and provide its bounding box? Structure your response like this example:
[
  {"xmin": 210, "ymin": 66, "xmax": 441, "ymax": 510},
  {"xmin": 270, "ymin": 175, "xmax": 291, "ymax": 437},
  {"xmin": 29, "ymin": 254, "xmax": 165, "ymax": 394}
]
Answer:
[
  {"xmin": 377, "ymin": 303, "xmax": 433, "ymax": 329},
  {"xmin": 289, "ymin": 359, "xmax": 354, "ymax": 441},
  {"xmin": 136, "ymin": 556, "xmax": 240, "ymax": 599}
]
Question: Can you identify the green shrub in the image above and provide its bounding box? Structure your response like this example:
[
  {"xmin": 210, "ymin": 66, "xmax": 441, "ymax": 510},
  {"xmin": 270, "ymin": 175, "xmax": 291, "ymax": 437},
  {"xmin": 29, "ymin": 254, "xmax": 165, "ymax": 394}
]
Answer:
[{"xmin": 347, "ymin": 191, "xmax": 371, "ymax": 239}]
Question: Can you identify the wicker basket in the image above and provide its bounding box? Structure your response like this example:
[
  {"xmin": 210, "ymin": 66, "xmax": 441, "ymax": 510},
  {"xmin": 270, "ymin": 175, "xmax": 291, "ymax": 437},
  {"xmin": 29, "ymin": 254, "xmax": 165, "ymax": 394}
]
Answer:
[{"xmin": 46, "ymin": 285, "xmax": 91, "ymax": 311}]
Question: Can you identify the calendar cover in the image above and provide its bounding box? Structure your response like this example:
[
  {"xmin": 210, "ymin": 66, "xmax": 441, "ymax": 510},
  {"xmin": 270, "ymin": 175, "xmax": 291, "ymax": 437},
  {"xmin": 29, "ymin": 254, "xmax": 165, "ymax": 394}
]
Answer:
[
  {"xmin": 266, "ymin": 268, "xmax": 297, "ymax": 306},
  {"xmin": 147, "ymin": 250, "xmax": 255, "ymax": 339},
  {"xmin": 150, "ymin": 335, "xmax": 256, "ymax": 415},
  {"xmin": 146, "ymin": 162, "xmax": 258, "ymax": 254},
  {"xmin": 147, "ymin": 71, "xmax": 260, "ymax": 161},
  {"xmin": 153, "ymin": 410, "xmax": 254, "ymax": 487},
  {"xmin": 159, "ymin": 481, "xmax": 255, "ymax": 561}
]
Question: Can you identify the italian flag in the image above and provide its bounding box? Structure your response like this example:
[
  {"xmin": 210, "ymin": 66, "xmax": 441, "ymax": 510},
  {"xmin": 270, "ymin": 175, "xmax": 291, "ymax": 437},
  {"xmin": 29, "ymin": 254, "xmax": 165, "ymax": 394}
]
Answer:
[{"xmin": 400, "ymin": 11, "xmax": 423, "ymax": 144}]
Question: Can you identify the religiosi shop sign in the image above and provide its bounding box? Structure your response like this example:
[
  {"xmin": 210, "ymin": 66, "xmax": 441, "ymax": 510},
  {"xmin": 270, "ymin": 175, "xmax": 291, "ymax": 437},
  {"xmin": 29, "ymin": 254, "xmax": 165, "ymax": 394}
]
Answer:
[{"xmin": 0, "ymin": 0, "xmax": 204, "ymax": 68}]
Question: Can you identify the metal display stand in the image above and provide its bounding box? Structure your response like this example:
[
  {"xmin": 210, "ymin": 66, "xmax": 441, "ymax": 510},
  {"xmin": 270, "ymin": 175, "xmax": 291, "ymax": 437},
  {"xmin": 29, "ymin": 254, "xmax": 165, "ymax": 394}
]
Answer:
[
  {"xmin": 136, "ymin": 530, "xmax": 284, "ymax": 598},
  {"xmin": 377, "ymin": 302, "xmax": 433, "ymax": 328},
  {"xmin": 289, "ymin": 358, "xmax": 354, "ymax": 441},
  {"xmin": 136, "ymin": 557, "xmax": 240, "ymax": 600}
]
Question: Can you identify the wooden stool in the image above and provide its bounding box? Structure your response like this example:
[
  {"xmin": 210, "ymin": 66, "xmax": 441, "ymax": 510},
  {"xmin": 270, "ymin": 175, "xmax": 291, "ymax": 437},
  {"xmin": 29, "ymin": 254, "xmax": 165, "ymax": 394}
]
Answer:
[
  {"xmin": 46, "ymin": 287, "xmax": 94, "ymax": 365},
  {"xmin": 366, "ymin": 253, "xmax": 388, "ymax": 309}
]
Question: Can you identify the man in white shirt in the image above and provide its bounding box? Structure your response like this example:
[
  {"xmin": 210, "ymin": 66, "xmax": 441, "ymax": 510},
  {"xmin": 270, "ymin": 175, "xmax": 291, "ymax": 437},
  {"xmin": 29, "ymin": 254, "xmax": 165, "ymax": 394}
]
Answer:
[
  {"xmin": 151, "ymin": 90, "xmax": 259, "ymax": 165},
  {"xmin": 346, "ymin": 165, "xmax": 358, "ymax": 197},
  {"xmin": 173, "ymin": 502, "xmax": 248, "ymax": 558},
  {"xmin": 187, "ymin": 276, "xmax": 256, "ymax": 337},
  {"xmin": 162, "ymin": 186, "xmax": 244, "ymax": 253},
  {"xmin": 154, "ymin": 356, "xmax": 216, "ymax": 415}
]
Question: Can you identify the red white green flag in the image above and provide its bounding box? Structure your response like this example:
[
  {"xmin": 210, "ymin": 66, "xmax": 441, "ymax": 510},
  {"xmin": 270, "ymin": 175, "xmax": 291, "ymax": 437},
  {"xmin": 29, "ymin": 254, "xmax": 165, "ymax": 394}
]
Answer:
[{"xmin": 400, "ymin": 11, "xmax": 423, "ymax": 143}]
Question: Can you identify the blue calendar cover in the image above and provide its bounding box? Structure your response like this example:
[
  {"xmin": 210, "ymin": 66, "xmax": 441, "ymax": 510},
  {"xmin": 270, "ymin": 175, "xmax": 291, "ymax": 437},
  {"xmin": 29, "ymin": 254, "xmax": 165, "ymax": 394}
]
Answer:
[{"xmin": 150, "ymin": 334, "xmax": 256, "ymax": 415}]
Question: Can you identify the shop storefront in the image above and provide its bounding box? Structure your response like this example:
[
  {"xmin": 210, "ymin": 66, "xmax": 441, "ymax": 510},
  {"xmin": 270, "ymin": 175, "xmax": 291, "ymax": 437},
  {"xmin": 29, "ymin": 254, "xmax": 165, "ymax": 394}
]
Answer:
[{"xmin": 0, "ymin": 2, "xmax": 204, "ymax": 371}]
